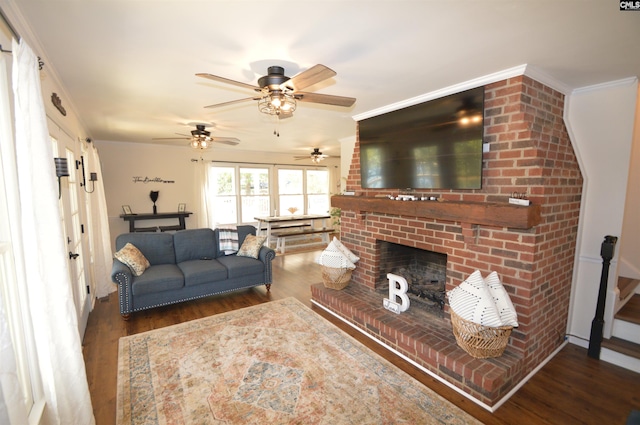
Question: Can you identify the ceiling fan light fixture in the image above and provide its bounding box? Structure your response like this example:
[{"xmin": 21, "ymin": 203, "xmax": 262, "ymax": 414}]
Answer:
[
  {"xmin": 258, "ymin": 91, "xmax": 297, "ymax": 116},
  {"xmin": 190, "ymin": 137, "xmax": 210, "ymax": 149},
  {"xmin": 153, "ymin": 123, "xmax": 240, "ymax": 148}
]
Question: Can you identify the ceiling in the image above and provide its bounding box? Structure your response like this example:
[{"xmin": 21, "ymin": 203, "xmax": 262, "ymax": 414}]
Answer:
[{"xmin": 5, "ymin": 1, "xmax": 640, "ymax": 159}]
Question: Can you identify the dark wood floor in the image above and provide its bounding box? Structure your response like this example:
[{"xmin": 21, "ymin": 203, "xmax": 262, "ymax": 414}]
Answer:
[{"xmin": 83, "ymin": 249, "xmax": 640, "ymax": 425}]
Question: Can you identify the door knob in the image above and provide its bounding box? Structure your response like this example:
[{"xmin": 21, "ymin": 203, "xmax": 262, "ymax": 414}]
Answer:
[{"xmin": 69, "ymin": 252, "xmax": 79, "ymax": 260}]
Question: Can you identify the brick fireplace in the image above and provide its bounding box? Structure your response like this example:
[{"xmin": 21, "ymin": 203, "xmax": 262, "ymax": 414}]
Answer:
[
  {"xmin": 376, "ymin": 241, "xmax": 447, "ymax": 315},
  {"xmin": 311, "ymin": 75, "xmax": 583, "ymax": 408}
]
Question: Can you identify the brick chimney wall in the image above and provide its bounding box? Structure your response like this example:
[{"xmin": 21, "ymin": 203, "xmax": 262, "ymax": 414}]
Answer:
[{"xmin": 338, "ymin": 75, "xmax": 582, "ymax": 368}]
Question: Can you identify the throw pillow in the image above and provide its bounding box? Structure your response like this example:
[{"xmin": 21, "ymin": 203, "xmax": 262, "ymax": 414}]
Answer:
[
  {"xmin": 484, "ymin": 271, "xmax": 519, "ymax": 327},
  {"xmin": 237, "ymin": 234, "xmax": 267, "ymax": 259},
  {"xmin": 447, "ymin": 270, "xmax": 503, "ymax": 328},
  {"xmin": 114, "ymin": 242, "xmax": 150, "ymax": 276},
  {"xmin": 315, "ymin": 248, "xmax": 356, "ymax": 270},
  {"xmin": 331, "ymin": 237, "xmax": 360, "ymax": 263}
]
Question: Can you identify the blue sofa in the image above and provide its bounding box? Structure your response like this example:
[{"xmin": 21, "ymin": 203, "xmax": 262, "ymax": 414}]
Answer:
[{"xmin": 111, "ymin": 226, "xmax": 275, "ymax": 318}]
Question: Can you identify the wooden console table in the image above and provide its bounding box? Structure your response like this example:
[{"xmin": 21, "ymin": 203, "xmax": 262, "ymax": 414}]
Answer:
[{"xmin": 120, "ymin": 212, "xmax": 192, "ymax": 232}]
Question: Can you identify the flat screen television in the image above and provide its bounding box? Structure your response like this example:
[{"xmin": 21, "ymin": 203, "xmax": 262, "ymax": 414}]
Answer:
[{"xmin": 359, "ymin": 86, "xmax": 484, "ymax": 190}]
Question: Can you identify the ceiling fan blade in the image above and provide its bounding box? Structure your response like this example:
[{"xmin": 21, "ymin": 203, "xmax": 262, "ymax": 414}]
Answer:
[
  {"xmin": 204, "ymin": 97, "xmax": 261, "ymax": 109},
  {"xmin": 211, "ymin": 137, "xmax": 240, "ymax": 146},
  {"xmin": 295, "ymin": 92, "xmax": 356, "ymax": 107},
  {"xmin": 196, "ymin": 73, "xmax": 260, "ymax": 91},
  {"xmin": 152, "ymin": 137, "xmax": 191, "ymax": 140},
  {"xmin": 282, "ymin": 64, "xmax": 336, "ymax": 91}
]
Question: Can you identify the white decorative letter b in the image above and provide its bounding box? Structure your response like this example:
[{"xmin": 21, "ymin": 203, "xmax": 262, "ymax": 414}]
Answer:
[{"xmin": 383, "ymin": 273, "xmax": 410, "ymax": 314}]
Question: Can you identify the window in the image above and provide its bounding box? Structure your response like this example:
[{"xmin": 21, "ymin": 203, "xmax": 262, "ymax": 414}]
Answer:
[
  {"xmin": 306, "ymin": 169, "xmax": 330, "ymax": 214},
  {"xmin": 277, "ymin": 167, "xmax": 329, "ymax": 215},
  {"xmin": 239, "ymin": 168, "xmax": 270, "ymax": 223},
  {"xmin": 206, "ymin": 163, "xmax": 330, "ymax": 225},
  {"xmin": 208, "ymin": 166, "xmax": 237, "ymax": 226},
  {"xmin": 278, "ymin": 169, "xmax": 304, "ymax": 215},
  {"xmin": 208, "ymin": 165, "xmax": 270, "ymax": 226}
]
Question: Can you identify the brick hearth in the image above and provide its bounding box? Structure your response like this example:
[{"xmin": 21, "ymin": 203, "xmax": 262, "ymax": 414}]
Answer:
[
  {"xmin": 311, "ymin": 283, "xmax": 523, "ymax": 406},
  {"xmin": 313, "ymin": 75, "xmax": 583, "ymax": 408}
]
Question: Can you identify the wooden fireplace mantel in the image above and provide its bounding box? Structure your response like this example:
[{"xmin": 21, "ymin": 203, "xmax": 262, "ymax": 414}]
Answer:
[{"xmin": 331, "ymin": 195, "xmax": 541, "ymax": 229}]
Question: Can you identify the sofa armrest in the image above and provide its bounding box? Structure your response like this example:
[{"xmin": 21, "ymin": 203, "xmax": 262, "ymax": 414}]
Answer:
[
  {"xmin": 258, "ymin": 245, "xmax": 276, "ymax": 263},
  {"xmin": 111, "ymin": 259, "xmax": 134, "ymax": 316},
  {"xmin": 258, "ymin": 246, "xmax": 276, "ymax": 284}
]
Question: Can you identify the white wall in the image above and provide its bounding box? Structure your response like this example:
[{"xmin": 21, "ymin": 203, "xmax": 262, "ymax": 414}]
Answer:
[
  {"xmin": 619, "ymin": 84, "xmax": 640, "ymax": 279},
  {"xmin": 565, "ymin": 78, "xmax": 639, "ymax": 342},
  {"xmin": 95, "ymin": 141, "xmax": 199, "ymax": 239},
  {"xmin": 339, "ymin": 135, "xmax": 356, "ymax": 191},
  {"xmin": 95, "ymin": 140, "xmax": 341, "ymax": 248}
]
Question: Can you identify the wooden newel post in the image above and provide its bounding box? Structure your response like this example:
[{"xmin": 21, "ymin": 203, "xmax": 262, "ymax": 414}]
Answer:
[{"xmin": 587, "ymin": 235, "xmax": 618, "ymax": 359}]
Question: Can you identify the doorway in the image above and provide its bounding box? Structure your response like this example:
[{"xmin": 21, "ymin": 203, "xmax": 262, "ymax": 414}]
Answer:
[{"xmin": 49, "ymin": 118, "xmax": 91, "ymax": 337}]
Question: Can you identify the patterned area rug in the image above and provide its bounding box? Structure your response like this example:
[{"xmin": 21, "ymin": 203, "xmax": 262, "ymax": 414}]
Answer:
[{"xmin": 116, "ymin": 297, "xmax": 481, "ymax": 424}]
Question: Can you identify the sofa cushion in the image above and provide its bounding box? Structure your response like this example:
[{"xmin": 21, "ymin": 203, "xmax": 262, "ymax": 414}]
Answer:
[
  {"xmin": 217, "ymin": 255, "xmax": 264, "ymax": 278},
  {"xmin": 115, "ymin": 233, "xmax": 176, "ymax": 265},
  {"xmin": 178, "ymin": 259, "xmax": 228, "ymax": 286},
  {"xmin": 114, "ymin": 242, "xmax": 150, "ymax": 276},
  {"xmin": 173, "ymin": 228, "xmax": 218, "ymax": 263},
  {"xmin": 131, "ymin": 264, "xmax": 184, "ymax": 296}
]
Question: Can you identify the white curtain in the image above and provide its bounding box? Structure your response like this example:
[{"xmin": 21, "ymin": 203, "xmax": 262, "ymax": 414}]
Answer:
[
  {"xmin": 12, "ymin": 39, "xmax": 94, "ymax": 425},
  {"xmin": 87, "ymin": 144, "xmax": 115, "ymax": 298},
  {"xmin": 0, "ymin": 47, "xmax": 29, "ymax": 425},
  {"xmin": 0, "ymin": 298, "xmax": 28, "ymax": 425},
  {"xmin": 197, "ymin": 159, "xmax": 212, "ymax": 228}
]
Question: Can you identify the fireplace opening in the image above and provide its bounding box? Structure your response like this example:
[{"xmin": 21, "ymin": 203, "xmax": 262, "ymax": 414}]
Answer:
[{"xmin": 376, "ymin": 241, "xmax": 446, "ymax": 316}]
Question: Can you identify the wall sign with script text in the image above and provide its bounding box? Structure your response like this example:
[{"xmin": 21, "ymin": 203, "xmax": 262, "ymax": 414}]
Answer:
[{"xmin": 133, "ymin": 176, "xmax": 175, "ymax": 184}]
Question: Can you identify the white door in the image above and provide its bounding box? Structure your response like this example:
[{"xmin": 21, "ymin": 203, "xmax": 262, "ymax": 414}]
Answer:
[{"xmin": 50, "ymin": 121, "xmax": 91, "ymax": 337}]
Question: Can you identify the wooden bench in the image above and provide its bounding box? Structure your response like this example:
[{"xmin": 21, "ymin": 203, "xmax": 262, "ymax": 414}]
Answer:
[
  {"xmin": 271, "ymin": 228, "xmax": 334, "ymax": 253},
  {"xmin": 265, "ymin": 223, "xmax": 311, "ymax": 247},
  {"xmin": 270, "ymin": 223, "xmax": 311, "ymax": 230}
]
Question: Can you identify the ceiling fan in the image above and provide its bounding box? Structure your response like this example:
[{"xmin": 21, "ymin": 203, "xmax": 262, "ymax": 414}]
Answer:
[
  {"xmin": 196, "ymin": 64, "xmax": 356, "ymax": 118},
  {"xmin": 152, "ymin": 124, "xmax": 240, "ymax": 150},
  {"xmin": 295, "ymin": 148, "xmax": 331, "ymax": 163}
]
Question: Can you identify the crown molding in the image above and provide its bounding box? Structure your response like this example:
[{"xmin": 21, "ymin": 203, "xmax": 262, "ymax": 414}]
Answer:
[
  {"xmin": 571, "ymin": 76, "xmax": 638, "ymax": 95},
  {"xmin": 522, "ymin": 65, "xmax": 572, "ymax": 95},
  {"xmin": 353, "ymin": 64, "xmax": 581, "ymax": 122},
  {"xmin": 353, "ymin": 65, "xmax": 528, "ymax": 121}
]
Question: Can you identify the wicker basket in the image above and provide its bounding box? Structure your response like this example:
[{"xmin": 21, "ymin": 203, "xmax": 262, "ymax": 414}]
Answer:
[
  {"xmin": 450, "ymin": 309, "xmax": 513, "ymax": 358},
  {"xmin": 321, "ymin": 266, "xmax": 353, "ymax": 290}
]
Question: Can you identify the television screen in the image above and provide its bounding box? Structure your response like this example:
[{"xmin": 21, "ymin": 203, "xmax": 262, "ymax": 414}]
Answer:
[{"xmin": 359, "ymin": 87, "xmax": 484, "ymax": 189}]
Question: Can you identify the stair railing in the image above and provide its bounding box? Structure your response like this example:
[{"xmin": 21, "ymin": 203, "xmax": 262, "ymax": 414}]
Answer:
[{"xmin": 588, "ymin": 235, "xmax": 618, "ymax": 359}]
